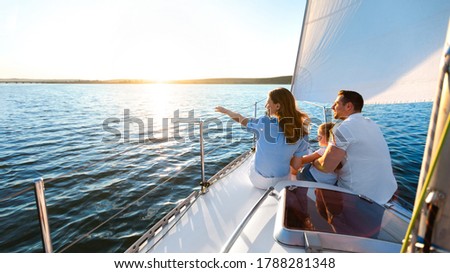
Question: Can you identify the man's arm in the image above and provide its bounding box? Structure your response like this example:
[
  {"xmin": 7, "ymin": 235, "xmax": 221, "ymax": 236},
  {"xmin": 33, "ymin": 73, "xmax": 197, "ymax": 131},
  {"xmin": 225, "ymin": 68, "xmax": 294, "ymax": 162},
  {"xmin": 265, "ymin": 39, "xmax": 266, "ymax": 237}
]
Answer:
[
  {"xmin": 301, "ymin": 152, "xmax": 321, "ymax": 164},
  {"xmin": 290, "ymin": 152, "xmax": 320, "ymax": 175},
  {"xmin": 313, "ymin": 145, "xmax": 345, "ymax": 173}
]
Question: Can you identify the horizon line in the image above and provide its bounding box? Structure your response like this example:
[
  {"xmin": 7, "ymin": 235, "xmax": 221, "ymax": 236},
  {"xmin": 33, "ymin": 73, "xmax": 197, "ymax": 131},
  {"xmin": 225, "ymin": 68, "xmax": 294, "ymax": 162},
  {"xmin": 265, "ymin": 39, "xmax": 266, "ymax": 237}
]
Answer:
[{"xmin": 0, "ymin": 75, "xmax": 293, "ymax": 85}]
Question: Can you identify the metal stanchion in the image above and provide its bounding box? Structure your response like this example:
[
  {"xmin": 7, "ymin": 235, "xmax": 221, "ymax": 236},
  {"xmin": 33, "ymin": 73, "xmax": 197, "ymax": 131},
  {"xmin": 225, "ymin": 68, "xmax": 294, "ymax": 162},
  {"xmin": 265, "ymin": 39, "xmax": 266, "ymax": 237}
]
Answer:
[
  {"xmin": 199, "ymin": 121, "xmax": 208, "ymax": 193},
  {"xmin": 34, "ymin": 178, "xmax": 53, "ymax": 253}
]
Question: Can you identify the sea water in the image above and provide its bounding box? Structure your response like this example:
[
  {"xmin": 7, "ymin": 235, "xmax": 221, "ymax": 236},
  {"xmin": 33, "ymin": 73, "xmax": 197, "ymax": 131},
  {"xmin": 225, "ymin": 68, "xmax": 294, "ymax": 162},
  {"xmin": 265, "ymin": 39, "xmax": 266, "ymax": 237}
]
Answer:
[{"xmin": 0, "ymin": 84, "xmax": 431, "ymax": 252}]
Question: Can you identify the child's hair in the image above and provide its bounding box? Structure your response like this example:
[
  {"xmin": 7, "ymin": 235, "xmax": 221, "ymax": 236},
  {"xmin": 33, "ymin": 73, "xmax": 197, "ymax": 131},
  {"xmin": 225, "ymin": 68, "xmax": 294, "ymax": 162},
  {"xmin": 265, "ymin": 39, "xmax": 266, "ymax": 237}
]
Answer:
[
  {"xmin": 318, "ymin": 122, "xmax": 335, "ymax": 141},
  {"xmin": 318, "ymin": 122, "xmax": 342, "ymax": 170}
]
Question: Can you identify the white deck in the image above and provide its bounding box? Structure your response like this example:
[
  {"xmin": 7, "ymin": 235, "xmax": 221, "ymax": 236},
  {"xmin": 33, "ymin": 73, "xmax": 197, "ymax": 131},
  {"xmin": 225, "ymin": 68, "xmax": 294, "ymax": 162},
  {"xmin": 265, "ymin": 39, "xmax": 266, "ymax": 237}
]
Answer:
[
  {"xmin": 133, "ymin": 151, "xmax": 409, "ymax": 253},
  {"xmin": 140, "ymin": 151, "xmax": 269, "ymax": 252}
]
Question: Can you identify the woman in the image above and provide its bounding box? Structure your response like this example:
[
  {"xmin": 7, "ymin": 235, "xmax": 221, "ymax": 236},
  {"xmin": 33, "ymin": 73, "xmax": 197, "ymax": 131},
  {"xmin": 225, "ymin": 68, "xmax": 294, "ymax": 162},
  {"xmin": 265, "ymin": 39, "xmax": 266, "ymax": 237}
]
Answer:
[{"xmin": 215, "ymin": 87, "xmax": 310, "ymax": 189}]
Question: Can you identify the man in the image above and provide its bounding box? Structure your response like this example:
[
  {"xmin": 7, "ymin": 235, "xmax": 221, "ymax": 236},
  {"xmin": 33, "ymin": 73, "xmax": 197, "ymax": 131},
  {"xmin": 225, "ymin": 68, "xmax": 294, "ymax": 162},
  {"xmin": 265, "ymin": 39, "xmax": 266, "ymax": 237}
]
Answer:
[{"xmin": 312, "ymin": 90, "xmax": 397, "ymax": 204}]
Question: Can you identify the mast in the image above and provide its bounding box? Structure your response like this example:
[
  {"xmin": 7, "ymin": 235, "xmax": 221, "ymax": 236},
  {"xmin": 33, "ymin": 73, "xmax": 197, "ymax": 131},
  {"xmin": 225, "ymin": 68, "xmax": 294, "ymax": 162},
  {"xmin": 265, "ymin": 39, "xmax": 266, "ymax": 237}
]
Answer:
[{"xmin": 404, "ymin": 20, "xmax": 450, "ymax": 253}]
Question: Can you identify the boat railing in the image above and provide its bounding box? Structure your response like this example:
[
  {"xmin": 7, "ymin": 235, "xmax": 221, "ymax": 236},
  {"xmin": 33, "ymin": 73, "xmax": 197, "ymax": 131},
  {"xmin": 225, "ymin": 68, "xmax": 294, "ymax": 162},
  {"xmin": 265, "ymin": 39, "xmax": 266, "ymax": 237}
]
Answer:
[
  {"xmin": 125, "ymin": 190, "xmax": 200, "ymax": 253},
  {"xmin": 301, "ymin": 101, "xmax": 333, "ymax": 124},
  {"xmin": 220, "ymin": 186, "xmax": 275, "ymax": 253},
  {"xmin": 125, "ymin": 149, "xmax": 255, "ymax": 253},
  {"xmin": 0, "ymin": 97, "xmax": 267, "ymax": 253}
]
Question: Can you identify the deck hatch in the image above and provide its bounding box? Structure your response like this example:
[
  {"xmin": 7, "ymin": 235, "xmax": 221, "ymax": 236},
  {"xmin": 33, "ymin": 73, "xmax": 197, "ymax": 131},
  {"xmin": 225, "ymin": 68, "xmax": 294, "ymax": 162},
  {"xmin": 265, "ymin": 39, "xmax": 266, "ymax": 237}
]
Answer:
[{"xmin": 274, "ymin": 186, "xmax": 409, "ymax": 252}]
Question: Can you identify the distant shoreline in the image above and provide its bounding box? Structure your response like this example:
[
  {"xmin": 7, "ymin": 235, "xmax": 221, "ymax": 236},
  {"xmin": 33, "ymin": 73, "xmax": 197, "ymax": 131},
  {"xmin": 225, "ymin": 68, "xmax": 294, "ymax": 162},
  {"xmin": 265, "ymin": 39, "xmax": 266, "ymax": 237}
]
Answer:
[{"xmin": 0, "ymin": 76, "xmax": 292, "ymax": 85}]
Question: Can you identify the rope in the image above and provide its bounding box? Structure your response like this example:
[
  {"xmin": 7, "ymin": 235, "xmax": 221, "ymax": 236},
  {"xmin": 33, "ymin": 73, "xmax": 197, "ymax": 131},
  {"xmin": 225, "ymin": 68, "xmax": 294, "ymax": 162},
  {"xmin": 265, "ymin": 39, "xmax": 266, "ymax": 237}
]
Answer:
[{"xmin": 301, "ymin": 100, "xmax": 327, "ymax": 108}]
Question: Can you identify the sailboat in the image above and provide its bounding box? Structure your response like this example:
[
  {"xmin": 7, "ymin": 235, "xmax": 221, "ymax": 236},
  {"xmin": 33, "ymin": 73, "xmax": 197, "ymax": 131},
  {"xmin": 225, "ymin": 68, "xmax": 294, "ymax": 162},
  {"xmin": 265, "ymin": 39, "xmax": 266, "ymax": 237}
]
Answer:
[{"xmin": 126, "ymin": 0, "xmax": 450, "ymax": 253}]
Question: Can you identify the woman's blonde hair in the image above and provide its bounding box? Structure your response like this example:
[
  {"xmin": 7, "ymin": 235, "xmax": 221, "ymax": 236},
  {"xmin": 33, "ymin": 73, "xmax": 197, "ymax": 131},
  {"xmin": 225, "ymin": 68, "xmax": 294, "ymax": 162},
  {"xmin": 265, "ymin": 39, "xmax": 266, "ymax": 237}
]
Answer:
[{"xmin": 268, "ymin": 87, "xmax": 309, "ymax": 143}]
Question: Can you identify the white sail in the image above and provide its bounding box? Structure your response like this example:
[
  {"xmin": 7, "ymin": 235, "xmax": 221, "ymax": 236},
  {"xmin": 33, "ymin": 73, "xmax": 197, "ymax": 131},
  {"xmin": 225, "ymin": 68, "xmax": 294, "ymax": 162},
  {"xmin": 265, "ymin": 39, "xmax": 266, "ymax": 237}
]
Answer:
[{"xmin": 292, "ymin": 0, "xmax": 450, "ymax": 104}]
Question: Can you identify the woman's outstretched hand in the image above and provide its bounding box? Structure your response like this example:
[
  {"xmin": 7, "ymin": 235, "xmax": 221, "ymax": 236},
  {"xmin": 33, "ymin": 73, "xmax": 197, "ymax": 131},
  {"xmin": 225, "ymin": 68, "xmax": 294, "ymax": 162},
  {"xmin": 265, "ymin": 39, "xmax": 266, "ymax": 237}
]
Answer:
[
  {"xmin": 215, "ymin": 106, "xmax": 229, "ymax": 115},
  {"xmin": 214, "ymin": 106, "xmax": 248, "ymax": 126}
]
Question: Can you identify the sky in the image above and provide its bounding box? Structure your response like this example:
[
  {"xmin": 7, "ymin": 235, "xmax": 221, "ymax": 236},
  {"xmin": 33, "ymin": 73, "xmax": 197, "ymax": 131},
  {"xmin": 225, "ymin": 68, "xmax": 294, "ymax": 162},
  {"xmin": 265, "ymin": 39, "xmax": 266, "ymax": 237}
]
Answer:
[{"xmin": 0, "ymin": 0, "xmax": 306, "ymax": 81}]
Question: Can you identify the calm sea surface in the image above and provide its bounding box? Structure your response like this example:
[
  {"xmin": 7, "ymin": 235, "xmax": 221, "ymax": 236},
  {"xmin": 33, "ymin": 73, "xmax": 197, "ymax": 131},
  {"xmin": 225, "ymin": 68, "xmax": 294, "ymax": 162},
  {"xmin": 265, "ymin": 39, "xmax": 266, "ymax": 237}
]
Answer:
[{"xmin": 0, "ymin": 84, "xmax": 431, "ymax": 252}]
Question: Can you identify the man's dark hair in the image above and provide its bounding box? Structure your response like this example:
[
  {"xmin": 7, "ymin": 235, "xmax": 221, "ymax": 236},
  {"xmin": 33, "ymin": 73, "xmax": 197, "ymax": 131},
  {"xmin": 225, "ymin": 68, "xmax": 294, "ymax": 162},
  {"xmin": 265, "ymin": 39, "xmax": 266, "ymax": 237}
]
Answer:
[{"xmin": 338, "ymin": 90, "xmax": 364, "ymax": 112}]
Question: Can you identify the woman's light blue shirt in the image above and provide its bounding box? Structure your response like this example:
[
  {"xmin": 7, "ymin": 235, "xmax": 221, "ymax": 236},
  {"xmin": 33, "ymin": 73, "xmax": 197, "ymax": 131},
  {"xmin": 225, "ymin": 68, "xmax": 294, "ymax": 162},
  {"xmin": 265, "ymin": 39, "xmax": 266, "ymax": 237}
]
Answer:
[{"xmin": 247, "ymin": 116, "xmax": 309, "ymax": 178}]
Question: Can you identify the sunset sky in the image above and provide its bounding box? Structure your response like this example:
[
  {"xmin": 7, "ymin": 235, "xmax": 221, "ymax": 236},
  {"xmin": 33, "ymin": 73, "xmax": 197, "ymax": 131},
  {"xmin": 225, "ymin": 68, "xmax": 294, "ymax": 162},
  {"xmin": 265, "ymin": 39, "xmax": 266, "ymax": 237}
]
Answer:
[{"xmin": 0, "ymin": 0, "xmax": 306, "ymax": 81}]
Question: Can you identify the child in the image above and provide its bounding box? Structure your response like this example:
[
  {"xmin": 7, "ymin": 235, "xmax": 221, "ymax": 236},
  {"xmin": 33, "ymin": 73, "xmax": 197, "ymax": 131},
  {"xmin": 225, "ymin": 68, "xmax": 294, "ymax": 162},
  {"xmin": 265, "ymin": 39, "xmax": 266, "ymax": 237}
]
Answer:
[{"xmin": 296, "ymin": 122, "xmax": 338, "ymax": 185}]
